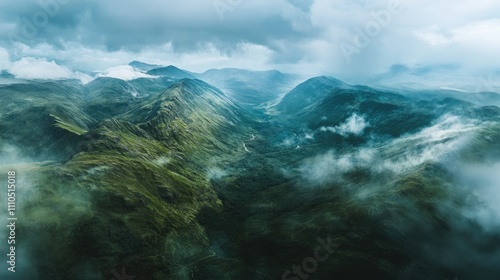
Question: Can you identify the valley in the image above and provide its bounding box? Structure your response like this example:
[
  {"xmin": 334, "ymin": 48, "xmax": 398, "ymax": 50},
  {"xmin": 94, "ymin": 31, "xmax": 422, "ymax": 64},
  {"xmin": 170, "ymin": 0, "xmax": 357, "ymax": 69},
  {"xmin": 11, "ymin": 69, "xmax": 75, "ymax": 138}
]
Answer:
[{"xmin": 0, "ymin": 65, "xmax": 499, "ymax": 280}]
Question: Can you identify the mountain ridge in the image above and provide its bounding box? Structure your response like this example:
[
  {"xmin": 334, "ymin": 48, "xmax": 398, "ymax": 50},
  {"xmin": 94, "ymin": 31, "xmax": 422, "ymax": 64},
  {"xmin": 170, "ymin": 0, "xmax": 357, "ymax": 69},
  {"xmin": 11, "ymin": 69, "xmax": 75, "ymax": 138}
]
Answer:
[{"xmin": 1, "ymin": 69, "xmax": 500, "ymax": 279}]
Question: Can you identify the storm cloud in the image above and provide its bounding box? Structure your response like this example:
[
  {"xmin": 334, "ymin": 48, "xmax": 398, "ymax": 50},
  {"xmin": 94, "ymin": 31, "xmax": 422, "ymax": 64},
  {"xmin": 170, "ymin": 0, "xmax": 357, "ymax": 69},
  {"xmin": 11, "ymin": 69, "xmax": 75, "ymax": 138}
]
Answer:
[{"xmin": 0, "ymin": 0, "xmax": 499, "ymax": 78}]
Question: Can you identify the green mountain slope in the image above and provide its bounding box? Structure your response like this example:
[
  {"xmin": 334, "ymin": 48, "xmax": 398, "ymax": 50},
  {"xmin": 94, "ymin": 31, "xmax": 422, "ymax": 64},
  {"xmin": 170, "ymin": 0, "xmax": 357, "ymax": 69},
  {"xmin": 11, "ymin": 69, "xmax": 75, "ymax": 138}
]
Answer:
[
  {"xmin": 0, "ymin": 77, "xmax": 256, "ymax": 279},
  {"xmin": 147, "ymin": 65, "xmax": 196, "ymax": 80},
  {"xmin": 0, "ymin": 81, "xmax": 95, "ymax": 161},
  {"xmin": 1, "ymin": 73, "xmax": 499, "ymax": 280}
]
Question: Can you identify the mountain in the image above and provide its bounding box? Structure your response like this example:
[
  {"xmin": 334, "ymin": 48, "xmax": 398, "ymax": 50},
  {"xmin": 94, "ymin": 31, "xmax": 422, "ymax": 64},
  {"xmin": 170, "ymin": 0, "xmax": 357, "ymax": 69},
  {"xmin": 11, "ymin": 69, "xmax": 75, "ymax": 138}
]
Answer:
[
  {"xmin": 372, "ymin": 64, "xmax": 461, "ymax": 82},
  {"xmin": 128, "ymin": 61, "xmax": 162, "ymax": 71},
  {"xmin": 196, "ymin": 68, "xmax": 300, "ymax": 106},
  {"xmin": 0, "ymin": 70, "xmax": 15, "ymax": 79},
  {"xmin": 401, "ymin": 88, "xmax": 500, "ymax": 107},
  {"xmin": 197, "ymin": 76, "xmax": 500, "ymax": 280},
  {"xmin": 368, "ymin": 64, "xmax": 500, "ymax": 95},
  {"xmin": 277, "ymin": 76, "xmax": 499, "ymax": 140},
  {"xmin": 128, "ymin": 76, "xmax": 176, "ymax": 95},
  {"xmin": 84, "ymin": 77, "xmax": 144, "ymax": 121},
  {"xmin": 366, "ymin": 64, "xmax": 500, "ymax": 107},
  {"xmin": 276, "ymin": 76, "xmax": 350, "ymax": 114},
  {"xmin": 147, "ymin": 65, "xmax": 196, "ymax": 79},
  {"xmin": 83, "ymin": 76, "xmax": 193, "ymax": 121},
  {"xmin": 121, "ymin": 79, "xmax": 248, "ymax": 158},
  {"xmin": 0, "ymin": 77, "xmax": 254, "ymax": 279},
  {"xmin": 0, "ymin": 70, "xmax": 17, "ymax": 84},
  {"xmin": 1, "ymin": 72, "xmax": 500, "ymax": 280},
  {"xmin": 0, "ymin": 81, "xmax": 95, "ymax": 161}
]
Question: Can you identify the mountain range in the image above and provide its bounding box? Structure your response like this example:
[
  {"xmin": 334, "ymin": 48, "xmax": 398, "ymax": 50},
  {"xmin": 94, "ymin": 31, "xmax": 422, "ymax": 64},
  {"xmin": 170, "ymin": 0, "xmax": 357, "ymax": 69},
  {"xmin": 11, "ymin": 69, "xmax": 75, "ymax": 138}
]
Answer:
[{"xmin": 0, "ymin": 62, "xmax": 499, "ymax": 280}]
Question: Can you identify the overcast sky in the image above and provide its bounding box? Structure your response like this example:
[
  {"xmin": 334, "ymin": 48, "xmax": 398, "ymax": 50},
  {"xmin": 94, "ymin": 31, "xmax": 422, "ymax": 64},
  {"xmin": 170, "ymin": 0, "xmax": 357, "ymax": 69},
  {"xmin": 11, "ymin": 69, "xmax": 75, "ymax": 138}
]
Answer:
[{"xmin": 0, "ymin": 0, "xmax": 499, "ymax": 80}]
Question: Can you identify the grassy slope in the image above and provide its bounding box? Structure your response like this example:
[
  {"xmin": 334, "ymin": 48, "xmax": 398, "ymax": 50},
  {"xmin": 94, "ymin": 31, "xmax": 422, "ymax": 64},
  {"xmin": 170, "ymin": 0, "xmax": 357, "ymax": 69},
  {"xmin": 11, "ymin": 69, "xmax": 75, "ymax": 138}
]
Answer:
[
  {"xmin": 6, "ymin": 79, "xmax": 253, "ymax": 279},
  {"xmin": 0, "ymin": 81, "xmax": 95, "ymax": 160},
  {"xmin": 1, "ymin": 77, "xmax": 499, "ymax": 279}
]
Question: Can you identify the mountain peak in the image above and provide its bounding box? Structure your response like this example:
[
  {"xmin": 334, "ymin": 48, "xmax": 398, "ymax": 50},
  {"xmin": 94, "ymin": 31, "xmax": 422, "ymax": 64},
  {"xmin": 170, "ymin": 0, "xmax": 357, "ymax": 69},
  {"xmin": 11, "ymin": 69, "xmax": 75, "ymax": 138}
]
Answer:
[
  {"xmin": 305, "ymin": 75, "xmax": 347, "ymax": 87},
  {"xmin": 128, "ymin": 61, "xmax": 162, "ymax": 71},
  {"xmin": 146, "ymin": 65, "xmax": 195, "ymax": 79},
  {"xmin": 170, "ymin": 78, "xmax": 227, "ymax": 98},
  {"xmin": 277, "ymin": 75, "xmax": 350, "ymax": 113}
]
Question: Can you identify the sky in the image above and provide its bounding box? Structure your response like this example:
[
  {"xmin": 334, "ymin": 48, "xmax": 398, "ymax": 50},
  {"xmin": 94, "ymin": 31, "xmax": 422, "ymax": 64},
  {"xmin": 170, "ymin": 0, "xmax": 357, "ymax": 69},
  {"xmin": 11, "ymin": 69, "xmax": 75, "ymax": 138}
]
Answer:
[{"xmin": 0, "ymin": 0, "xmax": 499, "ymax": 80}]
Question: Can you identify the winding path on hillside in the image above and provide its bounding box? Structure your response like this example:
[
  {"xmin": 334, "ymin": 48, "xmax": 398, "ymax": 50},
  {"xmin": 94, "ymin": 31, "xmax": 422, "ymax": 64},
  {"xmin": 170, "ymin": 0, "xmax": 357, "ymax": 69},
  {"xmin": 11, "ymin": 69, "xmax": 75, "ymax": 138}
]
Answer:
[{"xmin": 243, "ymin": 134, "xmax": 255, "ymax": 153}]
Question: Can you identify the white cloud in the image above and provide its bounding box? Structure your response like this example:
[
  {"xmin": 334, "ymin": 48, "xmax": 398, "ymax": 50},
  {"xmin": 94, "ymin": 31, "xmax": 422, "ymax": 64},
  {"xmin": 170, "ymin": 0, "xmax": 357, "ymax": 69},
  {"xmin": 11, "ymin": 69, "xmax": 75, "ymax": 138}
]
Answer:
[
  {"xmin": 10, "ymin": 57, "xmax": 72, "ymax": 79},
  {"xmin": 305, "ymin": 0, "xmax": 500, "ymax": 77},
  {"xmin": 299, "ymin": 148, "xmax": 375, "ymax": 185},
  {"xmin": 8, "ymin": 57, "xmax": 92, "ymax": 83},
  {"xmin": 301, "ymin": 114, "xmax": 484, "ymax": 185},
  {"xmin": 96, "ymin": 65, "xmax": 155, "ymax": 81},
  {"xmin": 1, "ymin": 0, "xmax": 500, "ymax": 79},
  {"xmin": 207, "ymin": 167, "xmax": 228, "ymax": 180},
  {"xmin": 414, "ymin": 26, "xmax": 453, "ymax": 46},
  {"xmin": 377, "ymin": 115, "xmax": 478, "ymax": 173},
  {"xmin": 414, "ymin": 19, "xmax": 500, "ymax": 48},
  {"xmin": 153, "ymin": 156, "xmax": 171, "ymax": 166},
  {"xmin": 0, "ymin": 47, "xmax": 11, "ymax": 70},
  {"xmin": 459, "ymin": 162, "xmax": 500, "ymax": 231},
  {"xmin": 8, "ymin": 42, "xmax": 275, "ymax": 75},
  {"xmin": 320, "ymin": 113, "xmax": 368, "ymax": 136}
]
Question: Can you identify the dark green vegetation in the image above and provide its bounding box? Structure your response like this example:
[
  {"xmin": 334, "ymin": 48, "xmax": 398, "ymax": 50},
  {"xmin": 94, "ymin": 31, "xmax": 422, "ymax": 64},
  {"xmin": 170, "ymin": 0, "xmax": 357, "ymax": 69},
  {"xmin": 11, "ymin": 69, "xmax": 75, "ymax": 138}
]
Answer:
[{"xmin": 0, "ymin": 70, "xmax": 499, "ymax": 280}]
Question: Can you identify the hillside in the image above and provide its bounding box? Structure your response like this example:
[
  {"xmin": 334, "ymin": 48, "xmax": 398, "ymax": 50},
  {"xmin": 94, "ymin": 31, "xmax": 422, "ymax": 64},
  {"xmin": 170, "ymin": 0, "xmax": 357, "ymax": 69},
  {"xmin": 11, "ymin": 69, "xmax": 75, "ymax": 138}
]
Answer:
[{"xmin": 0, "ymin": 73, "xmax": 499, "ymax": 279}]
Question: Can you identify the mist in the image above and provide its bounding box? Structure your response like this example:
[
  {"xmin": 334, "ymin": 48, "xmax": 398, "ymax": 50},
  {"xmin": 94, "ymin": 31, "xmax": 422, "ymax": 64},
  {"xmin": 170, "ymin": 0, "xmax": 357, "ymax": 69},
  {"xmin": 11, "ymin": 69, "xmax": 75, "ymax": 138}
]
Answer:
[{"xmin": 0, "ymin": 144, "xmax": 95, "ymax": 279}]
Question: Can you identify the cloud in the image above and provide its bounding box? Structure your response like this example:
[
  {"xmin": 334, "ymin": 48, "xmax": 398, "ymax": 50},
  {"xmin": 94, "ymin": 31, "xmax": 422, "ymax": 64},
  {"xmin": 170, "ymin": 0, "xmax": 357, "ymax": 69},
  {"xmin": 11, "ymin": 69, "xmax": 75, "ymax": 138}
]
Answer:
[
  {"xmin": 299, "ymin": 148, "xmax": 375, "ymax": 185},
  {"xmin": 207, "ymin": 167, "xmax": 228, "ymax": 180},
  {"xmin": 0, "ymin": 47, "xmax": 11, "ymax": 69},
  {"xmin": 414, "ymin": 26, "xmax": 453, "ymax": 46},
  {"xmin": 307, "ymin": 0, "xmax": 500, "ymax": 76},
  {"xmin": 414, "ymin": 19, "xmax": 500, "ymax": 49},
  {"xmin": 10, "ymin": 57, "xmax": 72, "ymax": 79},
  {"xmin": 377, "ymin": 115, "xmax": 482, "ymax": 173},
  {"xmin": 8, "ymin": 57, "xmax": 92, "ymax": 82},
  {"xmin": 301, "ymin": 114, "xmax": 483, "ymax": 185},
  {"xmin": 96, "ymin": 65, "xmax": 154, "ymax": 81},
  {"xmin": 458, "ymin": 162, "xmax": 500, "ymax": 231},
  {"xmin": 0, "ymin": 0, "xmax": 312, "ymax": 54},
  {"xmin": 4, "ymin": 42, "xmax": 275, "ymax": 75},
  {"xmin": 0, "ymin": 0, "xmax": 499, "ymax": 79},
  {"xmin": 320, "ymin": 113, "xmax": 368, "ymax": 136}
]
